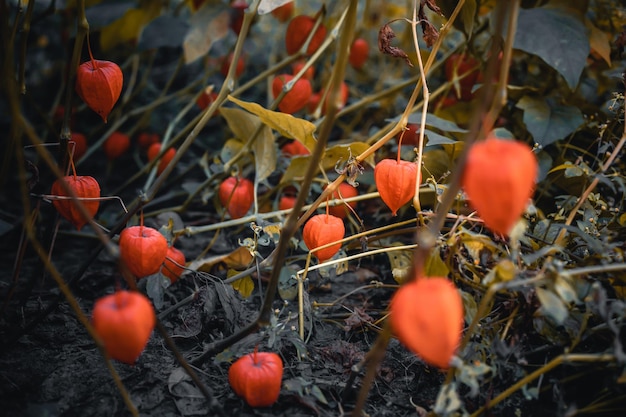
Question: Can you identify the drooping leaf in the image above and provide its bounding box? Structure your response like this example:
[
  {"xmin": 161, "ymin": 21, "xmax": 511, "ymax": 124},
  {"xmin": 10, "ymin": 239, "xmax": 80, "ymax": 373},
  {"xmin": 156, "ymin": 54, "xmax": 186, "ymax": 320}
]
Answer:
[
  {"xmin": 513, "ymin": 6, "xmax": 589, "ymax": 89},
  {"xmin": 221, "ymin": 107, "xmax": 277, "ymax": 183},
  {"xmin": 253, "ymin": 128, "xmax": 277, "ymax": 182},
  {"xmin": 278, "ymin": 265, "xmax": 299, "ymax": 301},
  {"xmin": 228, "ymin": 96, "xmax": 317, "ymax": 151},
  {"xmin": 516, "ymin": 96, "xmax": 584, "ymax": 146},
  {"xmin": 183, "ymin": 4, "xmax": 230, "ymax": 64},
  {"xmin": 425, "ymin": 129, "xmax": 457, "ymax": 146},
  {"xmin": 138, "ymin": 15, "xmax": 189, "ymax": 51}
]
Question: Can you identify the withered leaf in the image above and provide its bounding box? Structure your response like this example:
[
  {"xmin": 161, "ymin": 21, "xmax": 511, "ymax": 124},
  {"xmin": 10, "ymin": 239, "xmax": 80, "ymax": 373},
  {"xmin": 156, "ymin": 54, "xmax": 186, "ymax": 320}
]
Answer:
[
  {"xmin": 378, "ymin": 24, "xmax": 413, "ymax": 67},
  {"xmin": 423, "ymin": 0, "xmax": 443, "ymax": 15},
  {"xmin": 343, "ymin": 306, "xmax": 374, "ymax": 331},
  {"xmin": 418, "ymin": 0, "xmax": 440, "ymax": 48},
  {"xmin": 421, "ymin": 20, "xmax": 439, "ymax": 48}
]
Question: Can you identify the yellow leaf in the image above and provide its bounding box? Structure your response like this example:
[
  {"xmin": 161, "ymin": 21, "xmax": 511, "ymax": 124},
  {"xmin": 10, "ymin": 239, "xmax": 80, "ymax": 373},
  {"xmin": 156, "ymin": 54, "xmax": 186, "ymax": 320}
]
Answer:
[
  {"xmin": 227, "ymin": 96, "xmax": 317, "ymax": 152},
  {"xmin": 424, "ymin": 249, "xmax": 450, "ymax": 277},
  {"xmin": 100, "ymin": 7, "xmax": 159, "ymax": 51},
  {"xmin": 186, "ymin": 246, "xmax": 254, "ymax": 273},
  {"xmin": 230, "ymin": 272, "xmax": 254, "ymax": 298},
  {"xmin": 386, "ymin": 243, "xmax": 413, "ymax": 284},
  {"xmin": 280, "ymin": 155, "xmax": 312, "ymax": 185},
  {"xmin": 483, "ymin": 259, "xmax": 517, "ymax": 286},
  {"xmin": 220, "ymin": 138, "xmax": 245, "ymax": 164},
  {"xmin": 322, "ymin": 142, "xmax": 375, "ymax": 171},
  {"xmin": 220, "ymin": 107, "xmax": 277, "ymax": 182}
]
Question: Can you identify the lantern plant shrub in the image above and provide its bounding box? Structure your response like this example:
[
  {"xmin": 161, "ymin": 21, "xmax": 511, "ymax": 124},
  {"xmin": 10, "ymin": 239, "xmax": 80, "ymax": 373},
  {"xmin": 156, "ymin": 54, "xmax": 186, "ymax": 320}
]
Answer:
[{"xmin": 462, "ymin": 136, "xmax": 538, "ymax": 236}]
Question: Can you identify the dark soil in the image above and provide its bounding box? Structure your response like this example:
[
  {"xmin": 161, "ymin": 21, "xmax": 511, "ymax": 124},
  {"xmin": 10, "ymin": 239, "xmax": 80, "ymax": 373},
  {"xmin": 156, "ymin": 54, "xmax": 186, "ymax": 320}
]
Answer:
[{"xmin": 2, "ymin": 223, "xmax": 615, "ymax": 417}]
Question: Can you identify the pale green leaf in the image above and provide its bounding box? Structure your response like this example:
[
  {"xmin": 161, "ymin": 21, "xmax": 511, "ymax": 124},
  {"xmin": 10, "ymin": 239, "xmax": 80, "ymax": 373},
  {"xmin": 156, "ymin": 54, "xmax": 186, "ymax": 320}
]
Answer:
[
  {"xmin": 253, "ymin": 126, "xmax": 277, "ymax": 182},
  {"xmin": 536, "ymin": 287, "xmax": 568, "ymax": 324}
]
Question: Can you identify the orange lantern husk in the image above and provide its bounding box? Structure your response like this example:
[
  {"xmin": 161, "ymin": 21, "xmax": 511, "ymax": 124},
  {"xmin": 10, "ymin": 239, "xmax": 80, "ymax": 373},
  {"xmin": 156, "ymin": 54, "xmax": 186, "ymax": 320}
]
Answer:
[
  {"xmin": 302, "ymin": 214, "xmax": 345, "ymax": 262},
  {"xmin": 462, "ymin": 136, "xmax": 538, "ymax": 236},
  {"xmin": 390, "ymin": 277, "xmax": 464, "ymax": 369},
  {"xmin": 374, "ymin": 159, "xmax": 419, "ymax": 215}
]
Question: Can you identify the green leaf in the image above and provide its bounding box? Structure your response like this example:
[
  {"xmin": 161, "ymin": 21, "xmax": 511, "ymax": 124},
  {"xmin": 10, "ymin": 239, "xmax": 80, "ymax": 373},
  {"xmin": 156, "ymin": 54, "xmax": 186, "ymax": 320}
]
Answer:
[
  {"xmin": 227, "ymin": 96, "xmax": 317, "ymax": 151},
  {"xmin": 424, "ymin": 129, "xmax": 457, "ymax": 146},
  {"xmin": 391, "ymin": 113, "xmax": 468, "ymax": 133},
  {"xmin": 513, "ymin": 6, "xmax": 589, "ymax": 89},
  {"xmin": 516, "ymin": 96, "xmax": 584, "ymax": 146}
]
